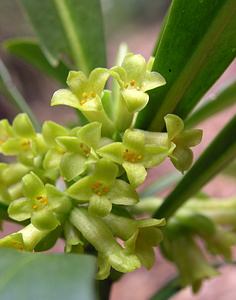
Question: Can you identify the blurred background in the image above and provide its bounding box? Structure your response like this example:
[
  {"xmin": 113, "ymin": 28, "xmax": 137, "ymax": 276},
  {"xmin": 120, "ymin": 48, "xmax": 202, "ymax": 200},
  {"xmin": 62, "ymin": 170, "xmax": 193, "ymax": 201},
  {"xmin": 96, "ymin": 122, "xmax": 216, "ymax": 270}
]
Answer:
[{"xmin": 0, "ymin": 1, "xmax": 236, "ymax": 299}]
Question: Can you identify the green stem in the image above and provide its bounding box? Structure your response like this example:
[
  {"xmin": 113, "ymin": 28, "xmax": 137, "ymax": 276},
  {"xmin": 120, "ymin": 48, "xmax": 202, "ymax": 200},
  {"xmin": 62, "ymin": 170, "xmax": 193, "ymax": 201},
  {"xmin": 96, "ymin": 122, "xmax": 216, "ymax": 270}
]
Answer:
[
  {"xmin": 97, "ymin": 277, "xmax": 113, "ymax": 300},
  {"xmin": 115, "ymin": 95, "xmax": 134, "ymax": 131},
  {"xmin": 83, "ymin": 109, "xmax": 115, "ymax": 138}
]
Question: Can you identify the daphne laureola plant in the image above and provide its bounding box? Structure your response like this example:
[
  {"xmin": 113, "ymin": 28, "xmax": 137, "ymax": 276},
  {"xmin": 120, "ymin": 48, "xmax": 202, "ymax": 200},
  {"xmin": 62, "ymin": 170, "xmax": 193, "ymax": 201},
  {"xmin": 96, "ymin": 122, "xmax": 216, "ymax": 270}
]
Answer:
[
  {"xmin": 2, "ymin": 50, "xmax": 236, "ymax": 293},
  {"xmin": 0, "ymin": 0, "xmax": 236, "ymax": 298},
  {"xmin": 0, "ymin": 52, "xmax": 204, "ymax": 280}
]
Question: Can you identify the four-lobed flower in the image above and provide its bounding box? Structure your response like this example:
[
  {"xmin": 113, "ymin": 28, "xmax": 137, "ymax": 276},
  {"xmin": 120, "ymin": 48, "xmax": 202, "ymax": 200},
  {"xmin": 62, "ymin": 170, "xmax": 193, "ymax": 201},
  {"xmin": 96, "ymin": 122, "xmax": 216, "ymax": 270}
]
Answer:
[
  {"xmin": 8, "ymin": 172, "xmax": 72, "ymax": 231},
  {"xmin": 67, "ymin": 159, "xmax": 138, "ymax": 217},
  {"xmin": 98, "ymin": 128, "xmax": 173, "ymax": 187},
  {"xmin": 164, "ymin": 114, "xmax": 203, "ymax": 172},
  {"xmin": 110, "ymin": 53, "xmax": 166, "ymax": 113}
]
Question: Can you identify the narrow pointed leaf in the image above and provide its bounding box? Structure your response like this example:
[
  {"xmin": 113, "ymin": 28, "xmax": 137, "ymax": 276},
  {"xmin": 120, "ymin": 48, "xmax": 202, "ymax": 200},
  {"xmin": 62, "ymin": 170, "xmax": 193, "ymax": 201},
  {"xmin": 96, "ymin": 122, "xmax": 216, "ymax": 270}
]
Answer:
[
  {"xmin": 0, "ymin": 249, "xmax": 96, "ymax": 300},
  {"xmin": 20, "ymin": 0, "xmax": 106, "ymax": 73},
  {"xmin": 4, "ymin": 39, "xmax": 69, "ymax": 84},
  {"xmin": 154, "ymin": 115, "xmax": 236, "ymax": 219},
  {"xmin": 185, "ymin": 81, "xmax": 236, "ymax": 128},
  {"xmin": 136, "ymin": 0, "xmax": 236, "ymax": 130}
]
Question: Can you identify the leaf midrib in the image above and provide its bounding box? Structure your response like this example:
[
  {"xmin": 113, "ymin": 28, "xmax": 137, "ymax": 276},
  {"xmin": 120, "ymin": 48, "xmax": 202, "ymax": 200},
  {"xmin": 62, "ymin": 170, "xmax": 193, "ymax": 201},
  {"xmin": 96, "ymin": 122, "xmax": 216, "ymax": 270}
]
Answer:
[
  {"xmin": 53, "ymin": 0, "xmax": 89, "ymax": 74},
  {"xmin": 149, "ymin": 0, "xmax": 236, "ymax": 131}
]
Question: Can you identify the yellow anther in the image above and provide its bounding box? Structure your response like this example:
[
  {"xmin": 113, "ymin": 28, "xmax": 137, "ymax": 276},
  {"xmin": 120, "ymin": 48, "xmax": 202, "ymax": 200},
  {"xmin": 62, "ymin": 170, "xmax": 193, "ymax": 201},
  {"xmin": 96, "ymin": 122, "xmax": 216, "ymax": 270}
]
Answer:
[
  {"xmin": 21, "ymin": 139, "xmax": 31, "ymax": 150},
  {"xmin": 103, "ymin": 187, "xmax": 109, "ymax": 193},
  {"xmin": 130, "ymin": 80, "xmax": 136, "ymax": 86},
  {"xmin": 32, "ymin": 204, "xmax": 38, "ymax": 210},
  {"xmin": 123, "ymin": 149, "xmax": 143, "ymax": 163},
  {"xmin": 90, "ymin": 92, "xmax": 96, "ymax": 98},
  {"xmin": 82, "ymin": 92, "xmax": 88, "ymax": 99},
  {"xmin": 80, "ymin": 99, "xmax": 87, "ymax": 105},
  {"xmin": 36, "ymin": 195, "xmax": 48, "ymax": 206}
]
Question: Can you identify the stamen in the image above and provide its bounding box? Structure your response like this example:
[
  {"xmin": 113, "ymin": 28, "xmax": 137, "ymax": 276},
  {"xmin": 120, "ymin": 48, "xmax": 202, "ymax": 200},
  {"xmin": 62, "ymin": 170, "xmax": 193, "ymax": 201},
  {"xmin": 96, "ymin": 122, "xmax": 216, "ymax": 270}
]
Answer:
[
  {"xmin": 80, "ymin": 99, "xmax": 87, "ymax": 105},
  {"xmin": 36, "ymin": 195, "xmax": 48, "ymax": 206},
  {"xmin": 21, "ymin": 139, "xmax": 31, "ymax": 150},
  {"xmin": 80, "ymin": 143, "xmax": 90, "ymax": 156},
  {"xmin": 82, "ymin": 92, "xmax": 88, "ymax": 99},
  {"xmin": 130, "ymin": 79, "xmax": 136, "ymax": 86},
  {"xmin": 91, "ymin": 181, "xmax": 109, "ymax": 196},
  {"xmin": 123, "ymin": 148, "xmax": 143, "ymax": 163}
]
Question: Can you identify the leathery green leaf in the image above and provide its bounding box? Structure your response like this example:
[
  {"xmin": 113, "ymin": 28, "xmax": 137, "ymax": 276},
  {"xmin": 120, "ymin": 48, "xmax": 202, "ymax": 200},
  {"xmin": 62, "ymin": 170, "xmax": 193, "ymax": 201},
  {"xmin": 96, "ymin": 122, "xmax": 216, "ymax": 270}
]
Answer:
[
  {"xmin": 0, "ymin": 248, "xmax": 96, "ymax": 300},
  {"xmin": 136, "ymin": 0, "xmax": 236, "ymax": 130},
  {"xmin": 185, "ymin": 81, "xmax": 236, "ymax": 128},
  {"xmin": 4, "ymin": 39, "xmax": 69, "ymax": 84},
  {"xmin": 154, "ymin": 115, "xmax": 236, "ymax": 219},
  {"xmin": 20, "ymin": 0, "xmax": 106, "ymax": 73}
]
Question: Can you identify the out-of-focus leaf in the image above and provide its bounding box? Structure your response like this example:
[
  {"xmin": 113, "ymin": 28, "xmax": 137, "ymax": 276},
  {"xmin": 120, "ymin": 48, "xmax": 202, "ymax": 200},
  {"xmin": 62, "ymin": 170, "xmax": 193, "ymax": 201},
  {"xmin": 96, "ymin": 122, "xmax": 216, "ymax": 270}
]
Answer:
[
  {"xmin": 0, "ymin": 248, "xmax": 96, "ymax": 300},
  {"xmin": 154, "ymin": 115, "xmax": 236, "ymax": 219},
  {"xmin": 20, "ymin": 0, "xmax": 106, "ymax": 73},
  {"xmin": 0, "ymin": 60, "xmax": 39, "ymax": 130},
  {"xmin": 185, "ymin": 81, "xmax": 236, "ymax": 128},
  {"xmin": 136, "ymin": 0, "xmax": 236, "ymax": 131},
  {"xmin": 4, "ymin": 39, "xmax": 69, "ymax": 84},
  {"xmin": 139, "ymin": 172, "xmax": 181, "ymax": 198}
]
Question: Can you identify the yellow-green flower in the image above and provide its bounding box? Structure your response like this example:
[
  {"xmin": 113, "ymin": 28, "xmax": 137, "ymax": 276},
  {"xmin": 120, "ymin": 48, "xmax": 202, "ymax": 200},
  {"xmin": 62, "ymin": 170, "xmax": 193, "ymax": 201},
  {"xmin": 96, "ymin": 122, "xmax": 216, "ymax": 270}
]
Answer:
[
  {"xmin": 98, "ymin": 129, "xmax": 172, "ymax": 187},
  {"xmin": 110, "ymin": 53, "xmax": 166, "ymax": 113},
  {"xmin": 164, "ymin": 114, "xmax": 203, "ymax": 172},
  {"xmin": 67, "ymin": 159, "xmax": 138, "ymax": 217}
]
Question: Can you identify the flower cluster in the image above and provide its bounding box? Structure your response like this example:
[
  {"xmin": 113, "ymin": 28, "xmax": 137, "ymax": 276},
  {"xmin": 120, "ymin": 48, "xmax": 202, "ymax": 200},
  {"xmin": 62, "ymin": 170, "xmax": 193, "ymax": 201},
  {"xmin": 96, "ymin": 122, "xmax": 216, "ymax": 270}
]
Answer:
[
  {"xmin": 134, "ymin": 197, "xmax": 236, "ymax": 292},
  {"xmin": 0, "ymin": 53, "xmax": 202, "ymax": 278}
]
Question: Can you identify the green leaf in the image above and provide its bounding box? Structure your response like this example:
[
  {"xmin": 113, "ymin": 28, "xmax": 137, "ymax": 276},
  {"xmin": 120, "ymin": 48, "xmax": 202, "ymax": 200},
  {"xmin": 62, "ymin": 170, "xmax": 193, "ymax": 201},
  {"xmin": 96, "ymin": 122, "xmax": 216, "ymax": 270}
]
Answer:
[
  {"xmin": 185, "ymin": 81, "xmax": 236, "ymax": 128},
  {"xmin": 136, "ymin": 0, "xmax": 236, "ymax": 130},
  {"xmin": 0, "ymin": 60, "xmax": 39, "ymax": 130},
  {"xmin": 154, "ymin": 115, "xmax": 236, "ymax": 219},
  {"xmin": 20, "ymin": 0, "xmax": 106, "ymax": 73},
  {"xmin": 4, "ymin": 39, "xmax": 69, "ymax": 84},
  {"xmin": 0, "ymin": 248, "xmax": 96, "ymax": 300},
  {"xmin": 139, "ymin": 172, "xmax": 181, "ymax": 198}
]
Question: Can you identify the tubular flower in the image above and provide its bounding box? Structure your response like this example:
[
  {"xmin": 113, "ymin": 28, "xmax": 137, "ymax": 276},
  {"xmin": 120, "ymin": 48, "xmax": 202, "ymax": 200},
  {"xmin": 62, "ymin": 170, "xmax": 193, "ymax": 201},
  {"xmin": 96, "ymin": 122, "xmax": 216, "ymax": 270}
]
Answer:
[
  {"xmin": 0, "ymin": 224, "xmax": 50, "ymax": 251},
  {"xmin": 55, "ymin": 122, "xmax": 102, "ymax": 181},
  {"xmin": 164, "ymin": 114, "xmax": 203, "ymax": 172},
  {"xmin": 0, "ymin": 114, "xmax": 46, "ymax": 166},
  {"xmin": 42, "ymin": 121, "xmax": 69, "ymax": 171},
  {"xmin": 67, "ymin": 159, "xmax": 138, "ymax": 217},
  {"xmin": 51, "ymin": 68, "xmax": 114, "ymax": 136},
  {"xmin": 51, "ymin": 68, "xmax": 109, "ymax": 111},
  {"xmin": 104, "ymin": 213, "xmax": 165, "ymax": 269},
  {"xmin": 163, "ymin": 233, "xmax": 218, "ymax": 293},
  {"xmin": 8, "ymin": 172, "xmax": 72, "ymax": 231},
  {"xmin": 98, "ymin": 128, "xmax": 173, "ymax": 187},
  {"xmin": 110, "ymin": 53, "xmax": 166, "ymax": 113},
  {"xmin": 70, "ymin": 208, "xmax": 141, "ymax": 279},
  {"xmin": 0, "ymin": 162, "xmax": 29, "ymax": 204}
]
